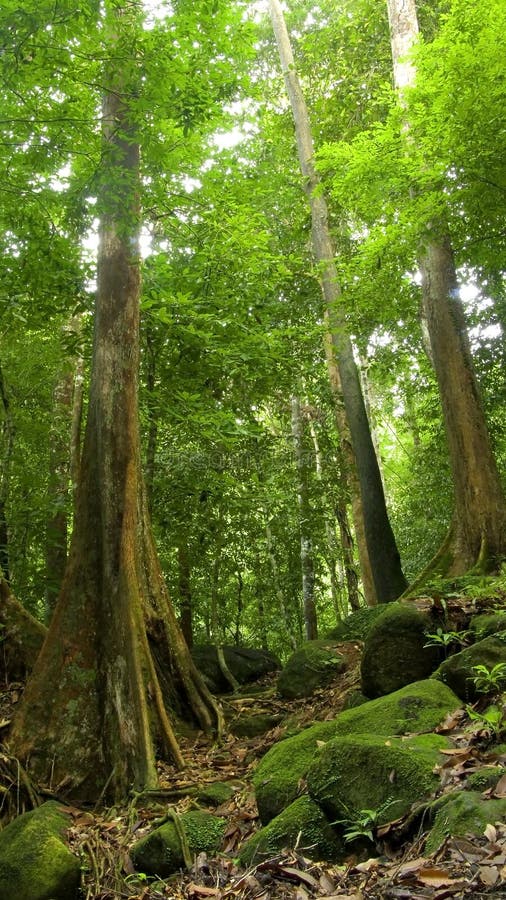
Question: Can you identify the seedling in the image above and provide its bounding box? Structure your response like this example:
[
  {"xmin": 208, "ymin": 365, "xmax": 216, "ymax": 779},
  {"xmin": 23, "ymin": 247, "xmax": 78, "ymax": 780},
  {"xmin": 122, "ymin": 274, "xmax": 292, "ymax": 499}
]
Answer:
[
  {"xmin": 471, "ymin": 663, "xmax": 506, "ymax": 695},
  {"xmin": 465, "ymin": 703, "xmax": 504, "ymax": 737},
  {"xmin": 423, "ymin": 628, "xmax": 469, "ymax": 655},
  {"xmin": 335, "ymin": 798, "xmax": 397, "ymax": 843}
]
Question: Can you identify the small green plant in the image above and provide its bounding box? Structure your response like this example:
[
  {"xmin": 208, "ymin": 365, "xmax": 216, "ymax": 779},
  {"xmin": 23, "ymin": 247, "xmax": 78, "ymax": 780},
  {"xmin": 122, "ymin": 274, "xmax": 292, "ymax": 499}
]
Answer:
[
  {"xmin": 465, "ymin": 703, "xmax": 504, "ymax": 737},
  {"xmin": 423, "ymin": 628, "xmax": 469, "ymax": 654},
  {"xmin": 471, "ymin": 663, "xmax": 506, "ymax": 694},
  {"xmin": 335, "ymin": 798, "xmax": 396, "ymax": 843}
]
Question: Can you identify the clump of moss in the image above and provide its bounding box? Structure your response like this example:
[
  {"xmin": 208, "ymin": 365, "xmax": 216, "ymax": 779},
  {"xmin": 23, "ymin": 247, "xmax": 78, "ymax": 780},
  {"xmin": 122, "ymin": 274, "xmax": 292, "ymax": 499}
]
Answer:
[
  {"xmin": 277, "ymin": 642, "xmax": 345, "ymax": 699},
  {"xmin": 425, "ymin": 790, "xmax": 506, "ymax": 853},
  {"xmin": 326, "ymin": 606, "xmax": 386, "ymax": 642},
  {"xmin": 361, "ymin": 602, "xmax": 441, "ymax": 698},
  {"xmin": 470, "ymin": 613, "xmax": 506, "ymax": 640},
  {"xmin": 253, "ymin": 679, "xmax": 460, "ymax": 823},
  {"xmin": 197, "ymin": 782, "xmax": 236, "ymax": 807},
  {"xmin": 239, "ymin": 796, "xmax": 343, "ymax": 866},
  {"xmin": 307, "ymin": 733, "xmax": 450, "ymax": 825},
  {"xmin": 0, "ymin": 801, "xmax": 80, "ymax": 900},
  {"xmin": 434, "ymin": 635, "xmax": 506, "ymax": 701},
  {"xmin": 466, "ymin": 767, "xmax": 504, "ymax": 792},
  {"xmin": 131, "ymin": 810, "xmax": 225, "ymax": 877}
]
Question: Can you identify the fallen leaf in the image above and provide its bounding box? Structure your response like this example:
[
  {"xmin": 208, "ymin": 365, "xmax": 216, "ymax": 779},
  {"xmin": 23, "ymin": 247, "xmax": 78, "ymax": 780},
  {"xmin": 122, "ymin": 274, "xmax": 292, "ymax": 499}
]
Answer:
[
  {"xmin": 484, "ymin": 823, "xmax": 497, "ymax": 842},
  {"xmin": 417, "ymin": 866, "xmax": 458, "ymax": 887},
  {"xmin": 186, "ymin": 884, "xmax": 221, "ymax": 896},
  {"xmin": 277, "ymin": 866, "xmax": 320, "ymax": 889},
  {"xmin": 0, "ymin": 718, "xmax": 11, "ymax": 729},
  {"xmin": 354, "ymin": 858, "xmax": 379, "ymax": 873},
  {"xmin": 396, "ymin": 856, "xmax": 429, "ymax": 878},
  {"xmin": 479, "ymin": 865, "xmax": 499, "ymax": 886},
  {"xmin": 319, "ymin": 872, "xmax": 336, "ymax": 893},
  {"xmin": 492, "ymin": 773, "xmax": 506, "ymax": 798}
]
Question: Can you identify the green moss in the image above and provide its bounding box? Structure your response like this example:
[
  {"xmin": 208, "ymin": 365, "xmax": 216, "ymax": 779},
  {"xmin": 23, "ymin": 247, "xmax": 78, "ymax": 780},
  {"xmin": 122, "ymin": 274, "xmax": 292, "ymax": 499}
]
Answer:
[
  {"xmin": 0, "ymin": 801, "xmax": 80, "ymax": 900},
  {"xmin": 253, "ymin": 679, "xmax": 460, "ymax": 823},
  {"xmin": 469, "ymin": 613, "xmax": 506, "ymax": 640},
  {"xmin": 425, "ymin": 790, "xmax": 506, "ymax": 854},
  {"xmin": 307, "ymin": 733, "xmax": 450, "ymax": 826},
  {"xmin": 434, "ymin": 635, "xmax": 506, "ymax": 701},
  {"xmin": 131, "ymin": 810, "xmax": 225, "ymax": 877},
  {"xmin": 466, "ymin": 767, "xmax": 504, "ymax": 792},
  {"xmin": 361, "ymin": 602, "xmax": 441, "ymax": 698},
  {"xmin": 277, "ymin": 642, "xmax": 345, "ymax": 699},
  {"xmin": 197, "ymin": 782, "xmax": 236, "ymax": 806},
  {"xmin": 326, "ymin": 606, "xmax": 386, "ymax": 642},
  {"xmin": 239, "ymin": 796, "xmax": 343, "ymax": 866}
]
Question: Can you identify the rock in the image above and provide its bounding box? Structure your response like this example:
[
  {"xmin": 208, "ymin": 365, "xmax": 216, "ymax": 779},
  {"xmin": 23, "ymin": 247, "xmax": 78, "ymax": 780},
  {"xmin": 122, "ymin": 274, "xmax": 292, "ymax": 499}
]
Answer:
[
  {"xmin": 239, "ymin": 796, "xmax": 343, "ymax": 866},
  {"xmin": 434, "ymin": 635, "xmax": 506, "ymax": 701},
  {"xmin": 131, "ymin": 810, "xmax": 225, "ymax": 877},
  {"xmin": 342, "ymin": 690, "xmax": 369, "ymax": 710},
  {"xmin": 307, "ymin": 732, "xmax": 450, "ymax": 825},
  {"xmin": 326, "ymin": 606, "xmax": 386, "ymax": 642},
  {"xmin": 252, "ymin": 679, "xmax": 459, "ymax": 823},
  {"xmin": 191, "ymin": 645, "xmax": 280, "ymax": 693},
  {"xmin": 466, "ymin": 767, "xmax": 505, "ymax": 792},
  {"xmin": 0, "ymin": 800, "xmax": 80, "ymax": 900},
  {"xmin": 196, "ymin": 781, "xmax": 237, "ymax": 806},
  {"xmin": 425, "ymin": 790, "xmax": 506, "ymax": 853},
  {"xmin": 277, "ymin": 641, "xmax": 345, "ymax": 699},
  {"xmin": 469, "ymin": 613, "xmax": 506, "ymax": 641},
  {"xmin": 361, "ymin": 602, "xmax": 442, "ymax": 698},
  {"xmin": 230, "ymin": 713, "xmax": 282, "ymax": 737}
]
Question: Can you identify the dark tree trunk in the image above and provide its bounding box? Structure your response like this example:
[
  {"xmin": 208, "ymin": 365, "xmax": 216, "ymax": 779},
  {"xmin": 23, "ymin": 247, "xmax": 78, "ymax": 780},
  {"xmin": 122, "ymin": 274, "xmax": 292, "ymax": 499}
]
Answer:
[
  {"xmin": 269, "ymin": 0, "xmax": 407, "ymax": 603},
  {"xmin": 9, "ymin": 2, "xmax": 221, "ymax": 803},
  {"xmin": 291, "ymin": 396, "xmax": 318, "ymax": 639}
]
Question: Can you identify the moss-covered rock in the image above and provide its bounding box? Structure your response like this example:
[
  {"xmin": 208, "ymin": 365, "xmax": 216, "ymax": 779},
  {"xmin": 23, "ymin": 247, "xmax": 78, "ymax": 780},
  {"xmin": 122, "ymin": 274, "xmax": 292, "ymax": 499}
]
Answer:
[
  {"xmin": 466, "ymin": 767, "xmax": 505, "ymax": 792},
  {"xmin": 191, "ymin": 646, "xmax": 280, "ymax": 693},
  {"xmin": 239, "ymin": 796, "xmax": 343, "ymax": 866},
  {"xmin": 361, "ymin": 602, "xmax": 441, "ymax": 698},
  {"xmin": 131, "ymin": 810, "xmax": 225, "ymax": 877},
  {"xmin": 0, "ymin": 800, "xmax": 80, "ymax": 900},
  {"xmin": 326, "ymin": 606, "xmax": 386, "ymax": 642},
  {"xmin": 252, "ymin": 679, "xmax": 459, "ymax": 823},
  {"xmin": 277, "ymin": 641, "xmax": 345, "ymax": 699},
  {"xmin": 342, "ymin": 690, "xmax": 369, "ymax": 710},
  {"xmin": 307, "ymin": 733, "xmax": 450, "ymax": 825},
  {"xmin": 230, "ymin": 713, "xmax": 282, "ymax": 737},
  {"xmin": 434, "ymin": 635, "xmax": 506, "ymax": 701},
  {"xmin": 425, "ymin": 790, "xmax": 506, "ymax": 853},
  {"xmin": 196, "ymin": 782, "xmax": 236, "ymax": 807},
  {"xmin": 470, "ymin": 613, "xmax": 506, "ymax": 641}
]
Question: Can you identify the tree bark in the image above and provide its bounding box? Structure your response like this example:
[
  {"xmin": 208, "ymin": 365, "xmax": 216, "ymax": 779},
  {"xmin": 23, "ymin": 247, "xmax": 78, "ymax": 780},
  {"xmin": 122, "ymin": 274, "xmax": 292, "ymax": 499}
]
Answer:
[
  {"xmin": 386, "ymin": 0, "xmax": 506, "ymax": 574},
  {"xmin": 269, "ymin": 0, "xmax": 406, "ymax": 603},
  {"xmin": 9, "ymin": 1, "xmax": 221, "ymax": 803},
  {"xmin": 291, "ymin": 396, "xmax": 318, "ymax": 639},
  {"xmin": 0, "ymin": 361, "xmax": 13, "ymax": 584}
]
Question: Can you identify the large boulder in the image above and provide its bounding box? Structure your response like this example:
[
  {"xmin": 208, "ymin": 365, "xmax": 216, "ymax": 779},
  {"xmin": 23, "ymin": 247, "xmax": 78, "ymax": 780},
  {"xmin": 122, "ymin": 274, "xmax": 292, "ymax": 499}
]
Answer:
[
  {"xmin": 252, "ymin": 679, "xmax": 460, "ymax": 823},
  {"xmin": 0, "ymin": 800, "xmax": 80, "ymax": 900},
  {"xmin": 326, "ymin": 606, "xmax": 386, "ymax": 642},
  {"xmin": 361, "ymin": 602, "xmax": 441, "ymax": 698},
  {"xmin": 425, "ymin": 790, "xmax": 506, "ymax": 854},
  {"xmin": 277, "ymin": 641, "xmax": 345, "ymax": 699},
  {"xmin": 434, "ymin": 635, "xmax": 506, "ymax": 702},
  {"xmin": 239, "ymin": 796, "xmax": 343, "ymax": 866},
  {"xmin": 469, "ymin": 612, "xmax": 506, "ymax": 641},
  {"xmin": 307, "ymin": 732, "xmax": 450, "ymax": 825},
  {"xmin": 131, "ymin": 810, "xmax": 225, "ymax": 877},
  {"xmin": 191, "ymin": 645, "xmax": 280, "ymax": 693}
]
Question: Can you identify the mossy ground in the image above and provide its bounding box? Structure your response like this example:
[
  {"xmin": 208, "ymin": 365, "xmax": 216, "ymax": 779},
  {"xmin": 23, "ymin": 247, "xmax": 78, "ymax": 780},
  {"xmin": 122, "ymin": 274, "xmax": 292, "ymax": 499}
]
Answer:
[
  {"xmin": 307, "ymin": 732, "xmax": 450, "ymax": 825},
  {"xmin": 239, "ymin": 796, "xmax": 343, "ymax": 866},
  {"xmin": 253, "ymin": 679, "xmax": 460, "ymax": 823},
  {"xmin": 0, "ymin": 800, "xmax": 81, "ymax": 900}
]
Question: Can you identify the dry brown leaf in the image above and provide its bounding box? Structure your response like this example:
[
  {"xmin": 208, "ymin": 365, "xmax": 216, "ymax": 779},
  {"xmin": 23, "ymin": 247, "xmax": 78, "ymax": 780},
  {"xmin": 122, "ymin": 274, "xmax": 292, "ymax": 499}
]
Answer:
[
  {"xmin": 492, "ymin": 773, "xmax": 506, "ymax": 798},
  {"xmin": 319, "ymin": 871, "xmax": 336, "ymax": 893},
  {"xmin": 187, "ymin": 884, "xmax": 222, "ymax": 897},
  {"xmin": 277, "ymin": 866, "xmax": 320, "ymax": 889},
  {"xmin": 354, "ymin": 858, "xmax": 379, "ymax": 873},
  {"xmin": 417, "ymin": 866, "xmax": 458, "ymax": 887},
  {"xmin": 295, "ymin": 887, "xmax": 309, "ymax": 900},
  {"xmin": 484, "ymin": 823, "xmax": 497, "ymax": 842},
  {"xmin": 396, "ymin": 856, "xmax": 429, "ymax": 878},
  {"xmin": 479, "ymin": 865, "xmax": 500, "ymax": 886}
]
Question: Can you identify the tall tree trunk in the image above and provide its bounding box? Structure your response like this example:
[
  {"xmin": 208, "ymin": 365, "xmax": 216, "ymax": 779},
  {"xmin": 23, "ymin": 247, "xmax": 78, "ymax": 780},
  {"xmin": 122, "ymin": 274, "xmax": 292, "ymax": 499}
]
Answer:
[
  {"xmin": 144, "ymin": 325, "xmax": 158, "ymax": 513},
  {"xmin": 177, "ymin": 538, "xmax": 193, "ymax": 648},
  {"xmin": 0, "ymin": 361, "xmax": 13, "ymax": 584},
  {"xmin": 386, "ymin": 0, "xmax": 506, "ymax": 574},
  {"xmin": 10, "ymin": 1, "xmax": 221, "ymax": 803},
  {"xmin": 291, "ymin": 396, "xmax": 318, "ymax": 639},
  {"xmin": 269, "ymin": 0, "xmax": 406, "ymax": 602}
]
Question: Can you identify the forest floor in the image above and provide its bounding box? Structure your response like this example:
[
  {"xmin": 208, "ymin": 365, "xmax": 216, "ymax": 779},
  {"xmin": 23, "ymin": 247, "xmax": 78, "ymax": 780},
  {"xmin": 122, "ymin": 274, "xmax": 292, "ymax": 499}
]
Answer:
[{"xmin": 1, "ymin": 648, "xmax": 506, "ymax": 900}]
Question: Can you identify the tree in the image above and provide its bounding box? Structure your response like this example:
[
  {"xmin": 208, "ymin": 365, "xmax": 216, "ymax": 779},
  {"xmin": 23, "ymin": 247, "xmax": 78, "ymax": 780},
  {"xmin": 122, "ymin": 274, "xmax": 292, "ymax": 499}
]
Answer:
[
  {"xmin": 385, "ymin": 0, "xmax": 506, "ymax": 575},
  {"xmin": 10, "ymin": 0, "xmax": 221, "ymax": 803},
  {"xmin": 268, "ymin": 0, "xmax": 407, "ymax": 602}
]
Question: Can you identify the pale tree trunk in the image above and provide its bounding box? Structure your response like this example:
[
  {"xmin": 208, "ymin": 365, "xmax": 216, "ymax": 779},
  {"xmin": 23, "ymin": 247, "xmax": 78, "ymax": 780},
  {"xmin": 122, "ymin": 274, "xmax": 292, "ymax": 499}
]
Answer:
[
  {"xmin": 386, "ymin": 0, "xmax": 506, "ymax": 574},
  {"xmin": 10, "ymin": 1, "xmax": 221, "ymax": 803},
  {"xmin": 269, "ymin": 0, "xmax": 406, "ymax": 602},
  {"xmin": 291, "ymin": 396, "xmax": 318, "ymax": 639}
]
